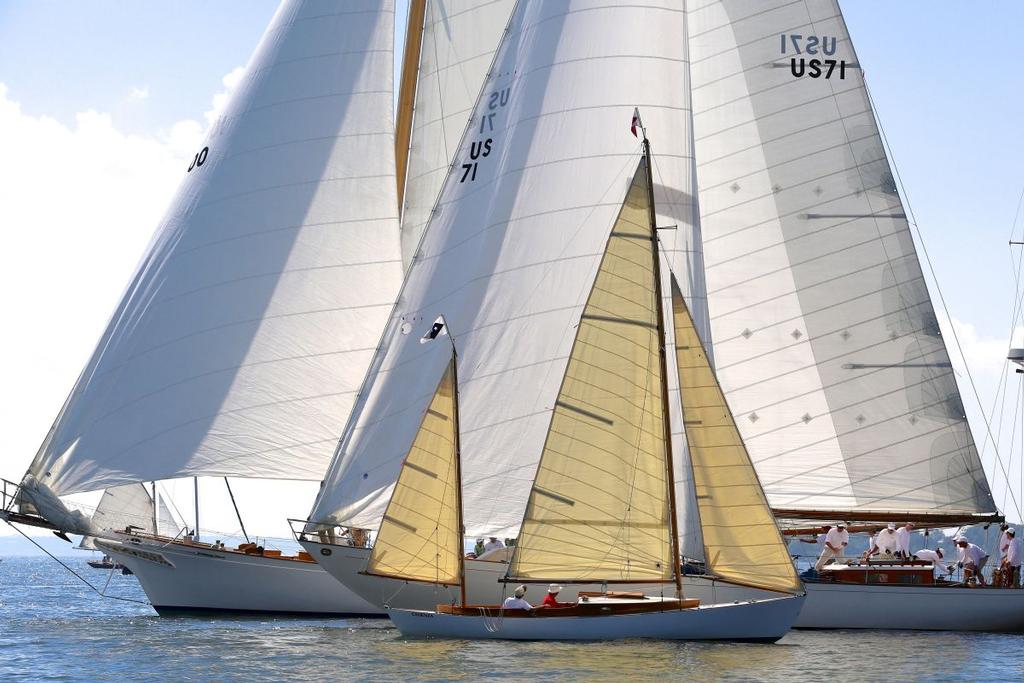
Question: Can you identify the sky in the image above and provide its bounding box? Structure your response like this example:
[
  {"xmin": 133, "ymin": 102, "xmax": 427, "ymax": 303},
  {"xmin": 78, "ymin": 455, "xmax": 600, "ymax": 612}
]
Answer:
[{"xmin": 0, "ymin": 1, "xmax": 1023, "ymax": 539}]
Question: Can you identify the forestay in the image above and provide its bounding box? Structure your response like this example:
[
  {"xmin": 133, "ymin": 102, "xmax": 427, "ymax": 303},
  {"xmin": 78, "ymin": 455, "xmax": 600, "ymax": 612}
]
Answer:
[
  {"xmin": 687, "ymin": 0, "xmax": 995, "ymax": 516},
  {"xmin": 23, "ymin": 0, "xmax": 404, "ymax": 498},
  {"xmin": 671, "ymin": 278, "xmax": 801, "ymax": 594},
  {"xmin": 309, "ymin": 0, "xmax": 710, "ymax": 538},
  {"xmin": 364, "ymin": 357, "xmax": 462, "ymax": 585},
  {"xmin": 398, "ymin": 0, "xmax": 516, "ymax": 268},
  {"xmin": 508, "ymin": 160, "xmax": 674, "ymax": 584}
]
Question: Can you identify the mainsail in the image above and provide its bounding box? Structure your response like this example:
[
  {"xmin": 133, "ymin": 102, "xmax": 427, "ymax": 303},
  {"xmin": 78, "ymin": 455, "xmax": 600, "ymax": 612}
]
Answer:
[
  {"xmin": 364, "ymin": 356, "xmax": 463, "ymax": 585},
  {"xmin": 310, "ymin": 0, "xmax": 711, "ymax": 540},
  {"xmin": 397, "ymin": 0, "xmax": 516, "ymax": 268},
  {"xmin": 21, "ymin": 0, "xmax": 404, "ymax": 502},
  {"xmin": 687, "ymin": 0, "xmax": 995, "ymax": 520},
  {"xmin": 509, "ymin": 159, "xmax": 673, "ymax": 583},
  {"xmin": 671, "ymin": 278, "xmax": 801, "ymax": 594}
]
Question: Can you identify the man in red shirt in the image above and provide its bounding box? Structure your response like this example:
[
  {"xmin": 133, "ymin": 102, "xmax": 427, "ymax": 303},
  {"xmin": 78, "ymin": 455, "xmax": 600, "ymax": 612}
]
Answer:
[{"xmin": 541, "ymin": 584, "xmax": 571, "ymax": 608}]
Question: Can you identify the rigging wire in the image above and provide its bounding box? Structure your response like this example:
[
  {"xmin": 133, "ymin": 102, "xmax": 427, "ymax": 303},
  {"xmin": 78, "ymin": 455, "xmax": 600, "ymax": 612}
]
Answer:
[
  {"xmin": 4, "ymin": 520, "xmax": 149, "ymax": 606},
  {"xmin": 866, "ymin": 84, "xmax": 1023, "ymax": 521}
]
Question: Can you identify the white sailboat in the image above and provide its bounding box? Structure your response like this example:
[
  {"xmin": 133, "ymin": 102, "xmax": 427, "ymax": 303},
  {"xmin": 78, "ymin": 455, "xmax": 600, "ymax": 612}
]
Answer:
[
  {"xmin": 684, "ymin": 0, "xmax": 1024, "ymax": 631},
  {"xmin": 1, "ymin": 0, "xmax": 406, "ymax": 617}
]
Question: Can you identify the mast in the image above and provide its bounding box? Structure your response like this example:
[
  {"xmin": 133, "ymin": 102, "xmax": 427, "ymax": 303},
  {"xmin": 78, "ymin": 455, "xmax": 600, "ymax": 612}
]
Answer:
[
  {"xmin": 150, "ymin": 481, "xmax": 158, "ymax": 534},
  {"xmin": 641, "ymin": 132, "xmax": 683, "ymax": 599},
  {"xmin": 395, "ymin": 0, "xmax": 427, "ymax": 211},
  {"xmin": 450, "ymin": 341, "xmax": 467, "ymax": 608},
  {"xmin": 193, "ymin": 477, "xmax": 199, "ymax": 540}
]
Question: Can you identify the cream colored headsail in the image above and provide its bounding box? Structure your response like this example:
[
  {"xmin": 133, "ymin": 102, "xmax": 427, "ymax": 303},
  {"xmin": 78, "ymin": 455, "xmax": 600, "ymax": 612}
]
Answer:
[
  {"xmin": 363, "ymin": 356, "xmax": 462, "ymax": 585},
  {"xmin": 508, "ymin": 159, "xmax": 674, "ymax": 583},
  {"xmin": 671, "ymin": 278, "xmax": 801, "ymax": 594}
]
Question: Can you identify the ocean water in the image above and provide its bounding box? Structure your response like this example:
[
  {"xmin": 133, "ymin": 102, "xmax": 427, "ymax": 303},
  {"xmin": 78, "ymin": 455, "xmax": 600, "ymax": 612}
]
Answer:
[{"xmin": 2, "ymin": 557, "xmax": 1022, "ymax": 682}]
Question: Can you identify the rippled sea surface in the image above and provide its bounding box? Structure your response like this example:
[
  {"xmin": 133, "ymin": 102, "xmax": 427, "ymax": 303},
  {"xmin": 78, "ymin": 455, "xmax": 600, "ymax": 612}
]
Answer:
[{"xmin": 2, "ymin": 557, "xmax": 1023, "ymax": 682}]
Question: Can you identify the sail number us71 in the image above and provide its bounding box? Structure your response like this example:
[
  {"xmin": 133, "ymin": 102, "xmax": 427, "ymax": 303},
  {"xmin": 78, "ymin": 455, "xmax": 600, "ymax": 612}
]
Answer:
[{"xmin": 781, "ymin": 34, "xmax": 847, "ymax": 80}]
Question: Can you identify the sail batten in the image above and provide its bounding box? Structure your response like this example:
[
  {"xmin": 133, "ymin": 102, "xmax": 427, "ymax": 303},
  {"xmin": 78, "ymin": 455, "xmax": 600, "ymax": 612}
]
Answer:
[{"xmin": 688, "ymin": 0, "xmax": 995, "ymax": 516}]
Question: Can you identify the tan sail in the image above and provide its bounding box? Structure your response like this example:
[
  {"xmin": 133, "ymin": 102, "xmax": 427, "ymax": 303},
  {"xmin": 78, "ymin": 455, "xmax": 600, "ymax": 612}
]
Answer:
[
  {"xmin": 508, "ymin": 159, "xmax": 674, "ymax": 583},
  {"xmin": 364, "ymin": 357, "xmax": 462, "ymax": 585},
  {"xmin": 671, "ymin": 278, "xmax": 801, "ymax": 594}
]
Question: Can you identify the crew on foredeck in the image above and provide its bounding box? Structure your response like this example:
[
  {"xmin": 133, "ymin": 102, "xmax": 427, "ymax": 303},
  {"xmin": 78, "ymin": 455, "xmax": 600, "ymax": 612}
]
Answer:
[
  {"xmin": 912, "ymin": 547, "xmax": 950, "ymax": 576},
  {"xmin": 954, "ymin": 537, "xmax": 989, "ymax": 586},
  {"xmin": 814, "ymin": 522, "xmax": 849, "ymax": 571},
  {"xmin": 999, "ymin": 528, "xmax": 1021, "ymax": 588},
  {"xmin": 868, "ymin": 523, "xmax": 899, "ymax": 559},
  {"xmin": 895, "ymin": 522, "xmax": 914, "ymax": 558}
]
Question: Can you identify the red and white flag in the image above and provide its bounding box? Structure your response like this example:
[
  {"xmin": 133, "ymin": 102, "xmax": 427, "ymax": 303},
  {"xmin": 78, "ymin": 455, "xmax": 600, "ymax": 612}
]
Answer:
[{"xmin": 630, "ymin": 107, "xmax": 642, "ymax": 137}]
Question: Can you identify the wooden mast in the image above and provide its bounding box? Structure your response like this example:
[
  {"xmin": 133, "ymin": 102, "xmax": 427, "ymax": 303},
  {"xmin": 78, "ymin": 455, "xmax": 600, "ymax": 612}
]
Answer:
[
  {"xmin": 395, "ymin": 0, "xmax": 427, "ymax": 211},
  {"xmin": 641, "ymin": 130, "xmax": 684, "ymax": 599},
  {"xmin": 450, "ymin": 340, "xmax": 468, "ymax": 608}
]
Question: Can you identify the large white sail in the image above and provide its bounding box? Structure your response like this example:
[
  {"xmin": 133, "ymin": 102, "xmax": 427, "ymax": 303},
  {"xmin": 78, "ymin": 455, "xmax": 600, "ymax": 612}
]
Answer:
[
  {"xmin": 398, "ymin": 0, "xmax": 516, "ymax": 268},
  {"xmin": 310, "ymin": 0, "xmax": 708, "ymax": 538},
  {"xmin": 23, "ymin": 0, "xmax": 404, "ymax": 499},
  {"xmin": 687, "ymin": 0, "xmax": 995, "ymax": 517}
]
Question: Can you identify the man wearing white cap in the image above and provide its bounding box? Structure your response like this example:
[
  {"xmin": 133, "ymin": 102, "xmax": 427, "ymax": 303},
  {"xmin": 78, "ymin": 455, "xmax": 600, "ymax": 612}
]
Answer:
[
  {"xmin": 502, "ymin": 585, "xmax": 533, "ymax": 610},
  {"xmin": 867, "ymin": 523, "xmax": 899, "ymax": 559},
  {"xmin": 954, "ymin": 537, "xmax": 988, "ymax": 586},
  {"xmin": 912, "ymin": 547, "xmax": 950, "ymax": 577},
  {"xmin": 815, "ymin": 522, "xmax": 849, "ymax": 571},
  {"xmin": 483, "ymin": 536, "xmax": 505, "ymax": 554},
  {"xmin": 541, "ymin": 584, "xmax": 570, "ymax": 608}
]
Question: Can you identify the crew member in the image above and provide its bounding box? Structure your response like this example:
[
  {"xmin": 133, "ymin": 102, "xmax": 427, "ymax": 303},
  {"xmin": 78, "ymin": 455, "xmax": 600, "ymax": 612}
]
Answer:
[
  {"xmin": 502, "ymin": 585, "xmax": 532, "ymax": 610},
  {"xmin": 1001, "ymin": 528, "xmax": 1021, "ymax": 588},
  {"xmin": 895, "ymin": 522, "xmax": 915, "ymax": 558},
  {"xmin": 954, "ymin": 537, "xmax": 989, "ymax": 586},
  {"xmin": 913, "ymin": 547, "xmax": 950, "ymax": 577},
  {"xmin": 541, "ymin": 584, "xmax": 570, "ymax": 608},
  {"xmin": 483, "ymin": 536, "xmax": 505, "ymax": 554},
  {"xmin": 868, "ymin": 523, "xmax": 899, "ymax": 559},
  {"xmin": 815, "ymin": 522, "xmax": 849, "ymax": 571}
]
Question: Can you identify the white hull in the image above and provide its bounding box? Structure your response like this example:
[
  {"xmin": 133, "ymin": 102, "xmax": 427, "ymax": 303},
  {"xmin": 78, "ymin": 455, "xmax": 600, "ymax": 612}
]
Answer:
[
  {"xmin": 387, "ymin": 595, "xmax": 804, "ymax": 641},
  {"xmin": 97, "ymin": 537, "xmax": 383, "ymax": 617},
  {"xmin": 795, "ymin": 580, "xmax": 1024, "ymax": 632},
  {"xmin": 301, "ymin": 540, "xmax": 781, "ymax": 608}
]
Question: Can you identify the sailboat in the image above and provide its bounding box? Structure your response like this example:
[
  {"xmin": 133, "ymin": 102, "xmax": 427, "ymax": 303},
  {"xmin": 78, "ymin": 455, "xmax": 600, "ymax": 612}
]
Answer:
[
  {"xmin": 1, "ymin": 0, "xmax": 406, "ymax": 617},
  {"xmin": 373, "ymin": 139, "xmax": 802, "ymax": 640},
  {"xmin": 682, "ymin": 0, "xmax": 1024, "ymax": 631}
]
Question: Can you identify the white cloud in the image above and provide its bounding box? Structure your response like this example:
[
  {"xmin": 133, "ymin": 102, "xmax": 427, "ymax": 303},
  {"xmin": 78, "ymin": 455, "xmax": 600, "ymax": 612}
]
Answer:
[
  {"xmin": 128, "ymin": 85, "xmax": 150, "ymax": 101},
  {"xmin": 0, "ymin": 71, "xmax": 247, "ymax": 535},
  {"xmin": 204, "ymin": 65, "xmax": 246, "ymax": 126}
]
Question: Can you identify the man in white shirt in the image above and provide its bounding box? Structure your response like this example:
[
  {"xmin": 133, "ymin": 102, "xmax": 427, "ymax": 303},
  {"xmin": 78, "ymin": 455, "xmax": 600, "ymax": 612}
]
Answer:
[
  {"xmin": 502, "ymin": 585, "xmax": 532, "ymax": 610},
  {"xmin": 868, "ymin": 523, "xmax": 899, "ymax": 559},
  {"xmin": 483, "ymin": 536, "xmax": 506, "ymax": 554},
  {"xmin": 815, "ymin": 522, "xmax": 849, "ymax": 571},
  {"xmin": 913, "ymin": 547, "xmax": 950, "ymax": 577},
  {"xmin": 999, "ymin": 528, "xmax": 1021, "ymax": 588},
  {"xmin": 954, "ymin": 537, "xmax": 989, "ymax": 586},
  {"xmin": 998, "ymin": 524, "xmax": 1012, "ymax": 562},
  {"xmin": 894, "ymin": 522, "xmax": 914, "ymax": 558}
]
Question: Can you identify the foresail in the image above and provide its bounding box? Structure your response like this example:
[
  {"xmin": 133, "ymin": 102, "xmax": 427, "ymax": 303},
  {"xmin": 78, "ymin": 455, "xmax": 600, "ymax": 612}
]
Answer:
[
  {"xmin": 508, "ymin": 159, "xmax": 673, "ymax": 583},
  {"xmin": 90, "ymin": 484, "xmax": 156, "ymax": 535},
  {"xmin": 398, "ymin": 0, "xmax": 516, "ymax": 268},
  {"xmin": 688, "ymin": 0, "xmax": 995, "ymax": 516},
  {"xmin": 671, "ymin": 278, "xmax": 801, "ymax": 594},
  {"xmin": 364, "ymin": 357, "xmax": 462, "ymax": 585},
  {"xmin": 25, "ymin": 0, "xmax": 404, "ymax": 497}
]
